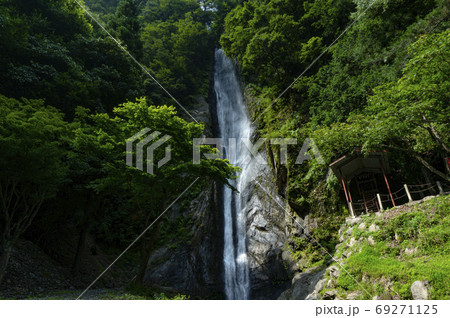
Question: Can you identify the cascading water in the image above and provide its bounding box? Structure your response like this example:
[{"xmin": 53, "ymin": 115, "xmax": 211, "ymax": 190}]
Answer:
[{"xmin": 214, "ymin": 49, "xmax": 256, "ymax": 300}]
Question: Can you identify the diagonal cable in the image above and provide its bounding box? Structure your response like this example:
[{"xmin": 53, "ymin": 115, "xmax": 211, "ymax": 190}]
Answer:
[
  {"xmin": 73, "ymin": 0, "xmax": 199, "ymax": 124},
  {"xmin": 76, "ymin": 177, "xmax": 200, "ymax": 300},
  {"xmin": 254, "ymin": 180, "xmax": 373, "ymax": 299},
  {"xmin": 251, "ymin": 0, "xmax": 379, "ymax": 125}
]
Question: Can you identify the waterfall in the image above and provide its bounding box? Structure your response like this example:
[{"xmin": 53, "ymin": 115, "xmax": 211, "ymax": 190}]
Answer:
[{"xmin": 214, "ymin": 49, "xmax": 254, "ymax": 300}]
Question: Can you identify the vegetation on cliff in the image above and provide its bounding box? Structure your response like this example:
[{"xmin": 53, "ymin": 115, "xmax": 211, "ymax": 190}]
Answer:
[
  {"xmin": 220, "ymin": 0, "xmax": 449, "ymax": 270},
  {"xmin": 0, "ymin": 0, "xmax": 449, "ymax": 299},
  {"xmin": 0, "ymin": 0, "xmax": 242, "ymax": 291},
  {"xmin": 328, "ymin": 195, "xmax": 449, "ymax": 300}
]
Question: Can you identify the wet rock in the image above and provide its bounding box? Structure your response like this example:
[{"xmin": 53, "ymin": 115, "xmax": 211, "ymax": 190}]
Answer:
[
  {"xmin": 277, "ymin": 289, "xmax": 291, "ymax": 300},
  {"xmin": 246, "ymin": 170, "xmax": 292, "ymax": 299},
  {"xmin": 143, "ymin": 183, "xmax": 224, "ymax": 298},
  {"xmin": 314, "ymin": 279, "xmax": 327, "ymax": 293},
  {"xmin": 277, "ymin": 266, "xmax": 326, "ymax": 300},
  {"xmin": 327, "ymin": 279, "xmax": 336, "ymax": 289}
]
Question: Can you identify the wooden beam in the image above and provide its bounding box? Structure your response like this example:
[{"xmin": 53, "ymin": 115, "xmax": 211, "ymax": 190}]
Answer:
[
  {"xmin": 379, "ymin": 158, "xmax": 395, "ymax": 207},
  {"xmin": 346, "ymin": 180, "xmax": 353, "ymax": 203},
  {"xmin": 339, "ymin": 169, "xmax": 350, "ymax": 204}
]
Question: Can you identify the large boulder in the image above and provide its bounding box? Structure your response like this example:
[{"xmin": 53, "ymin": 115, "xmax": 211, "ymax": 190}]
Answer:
[{"xmin": 277, "ymin": 266, "xmax": 326, "ymax": 300}]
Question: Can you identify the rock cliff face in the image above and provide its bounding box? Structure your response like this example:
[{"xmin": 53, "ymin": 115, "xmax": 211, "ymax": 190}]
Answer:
[
  {"xmin": 143, "ymin": 62, "xmax": 297, "ymax": 299},
  {"xmin": 143, "ymin": 83, "xmax": 224, "ymax": 297},
  {"xmin": 244, "ymin": 166, "xmax": 294, "ymax": 299},
  {"xmin": 142, "ymin": 168, "xmax": 296, "ymax": 299},
  {"xmin": 143, "ymin": 182, "xmax": 224, "ymax": 298}
]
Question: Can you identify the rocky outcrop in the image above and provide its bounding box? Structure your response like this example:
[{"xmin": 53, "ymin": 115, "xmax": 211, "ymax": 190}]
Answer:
[
  {"xmin": 143, "ymin": 76, "xmax": 224, "ymax": 297},
  {"xmin": 244, "ymin": 167, "xmax": 293, "ymax": 299},
  {"xmin": 143, "ymin": 63, "xmax": 296, "ymax": 298},
  {"xmin": 411, "ymin": 281, "xmax": 430, "ymax": 300},
  {"xmin": 143, "ymin": 183, "xmax": 224, "ymax": 298},
  {"xmin": 278, "ymin": 266, "xmax": 326, "ymax": 300}
]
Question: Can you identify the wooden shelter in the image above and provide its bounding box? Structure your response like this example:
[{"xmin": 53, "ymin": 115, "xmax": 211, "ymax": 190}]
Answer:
[{"xmin": 329, "ymin": 150, "xmax": 395, "ymax": 217}]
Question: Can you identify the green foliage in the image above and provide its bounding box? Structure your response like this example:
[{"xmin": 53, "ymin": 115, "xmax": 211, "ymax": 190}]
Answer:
[
  {"xmin": 0, "ymin": 95, "xmax": 68, "ymax": 282},
  {"xmin": 362, "ymin": 30, "xmax": 450, "ymax": 159},
  {"xmin": 220, "ymin": 2, "xmax": 450, "ymax": 291},
  {"xmin": 110, "ymin": 0, "xmax": 143, "ymax": 57},
  {"xmin": 0, "ymin": 95, "xmax": 68, "ymax": 199},
  {"xmin": 288, "ymin": 237, "xmax": 325, "ymax": 270},
  {"xmin": 0, "ymin": 0, "xmax": 142, "ymax": 116},
  {"xmin": 2, "ymin": 0, "xmax": 449, "ymax": 297},
  {"xmin": 141, "ymin": 4, "xmax": 212, "ymax": 105},
  {"xmin": 335, "ymin": 196, "xmax": 450, "ymax": 299},
  {"xmin": 85, "ymin": 0, "xmax": 120, "ymax": 17}
]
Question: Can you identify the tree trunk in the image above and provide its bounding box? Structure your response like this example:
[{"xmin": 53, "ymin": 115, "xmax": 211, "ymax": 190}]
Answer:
[
  {"xmin": 0, "ymin": 241, "xmax": 13, "ymax": 286},
  {"xmin": 422, "ymin": 115, "xmax": 450, "ymax": 154},
  {"xmin": 383, "ymin": 144, "xmax": 450, "ymax": 183},
  {"xmin": 414, "ymin": 154, "xmax": 450, "ymax": 183},
  {"xmin": 71, "ymin": 226, "xmax": 88, "ymax": 276}
]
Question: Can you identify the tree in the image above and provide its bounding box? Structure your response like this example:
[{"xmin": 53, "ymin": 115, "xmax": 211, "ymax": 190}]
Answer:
[
  {"xmin": 308, "ymin": 0, "xmax": 441, "ymax": 125},
  {"xmin": 0, "ymin": 95, "xmax": 68, "ymax": 284},
  {"xmin": 363, "ymin": 30, "xmax": 450, "ymax": 181},
  {"xmin": 91, "ymin": 98, "xmax": 239, "ymax": 284},
  {"xmin": 0, "ymin": 0, "xmax": 143, "ymax": 117},
  {"xmin": 110, "ymin": 0, "xmax": 143, "ymax": 58},
  {"xmin": 141, "ymin": 11, "xmax": 211, "ymax": 105},
  {"xmin": 65, "ymin": 107, "xmax": 121, "ymax": 275}
]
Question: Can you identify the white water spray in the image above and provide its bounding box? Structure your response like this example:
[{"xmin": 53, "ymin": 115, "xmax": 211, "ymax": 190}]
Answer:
[{"xmin": 214, "ymin": 49, "xmax": 260, "ymax": 300}]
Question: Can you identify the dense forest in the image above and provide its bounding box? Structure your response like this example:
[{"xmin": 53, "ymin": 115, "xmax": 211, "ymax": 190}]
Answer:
[
  {"xmin": 221, "ymin": 0, "xmax": 449, "ymax": 263},
  {"xmin": 0, "ymin": 0, "xmax": 449, "ymax": 300}
]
